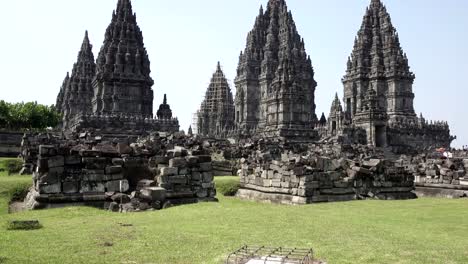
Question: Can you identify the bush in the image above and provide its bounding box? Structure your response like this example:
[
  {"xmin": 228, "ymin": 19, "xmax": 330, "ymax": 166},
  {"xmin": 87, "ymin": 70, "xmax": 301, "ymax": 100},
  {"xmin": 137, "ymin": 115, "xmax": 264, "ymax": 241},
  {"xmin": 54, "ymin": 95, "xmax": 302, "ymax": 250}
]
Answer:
[
  {"xmin": 6, "ymin": 220, "xmax": 42, "ymax": 231},
  {"xmin": 8, "ymin": 183, "xmax": 31, "ymax": 202},
  {"xmin": 6, "ymin": 160, "xmax": 23, "ymax": 176},
  {"xmin": 0, "ymin": 159, "xmax": 23, "ymax": 176},
  {"xmin": 215, "ymin": 177, "xmax": 240, "ymax": 196}
]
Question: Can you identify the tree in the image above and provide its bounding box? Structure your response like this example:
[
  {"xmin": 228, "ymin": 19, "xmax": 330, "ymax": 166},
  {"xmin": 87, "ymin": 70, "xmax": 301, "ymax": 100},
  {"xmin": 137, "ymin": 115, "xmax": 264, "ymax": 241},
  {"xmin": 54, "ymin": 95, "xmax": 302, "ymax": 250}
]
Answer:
[{"xmin": 0, "ymin": 100, "xmax": 61, "ymax": 130}]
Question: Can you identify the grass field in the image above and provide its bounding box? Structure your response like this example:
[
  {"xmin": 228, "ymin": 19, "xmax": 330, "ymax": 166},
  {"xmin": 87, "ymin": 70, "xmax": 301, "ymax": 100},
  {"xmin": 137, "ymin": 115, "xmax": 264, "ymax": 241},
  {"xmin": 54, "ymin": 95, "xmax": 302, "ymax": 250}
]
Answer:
[{"xmin": 0, "ymin": 159, "xmax": 468, "ymax": 264}]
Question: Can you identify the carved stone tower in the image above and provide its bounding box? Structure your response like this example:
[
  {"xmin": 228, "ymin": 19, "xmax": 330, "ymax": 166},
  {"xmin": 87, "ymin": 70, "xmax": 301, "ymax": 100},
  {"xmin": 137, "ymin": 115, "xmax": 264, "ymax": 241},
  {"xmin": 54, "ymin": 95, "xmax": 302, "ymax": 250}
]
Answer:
[
  {"xmin": 198, "ymin": 62, "xmax": 235, "ymax": 137},
  {"xmin": 343, "ymin": 0, "xmax": 416, "ymax": 123},
  {"xmin": 235, "ymin": 0, "xmax": 317, "ymax": 139},
  {"xmin": 56, "ymin": 31, "xmax": 96, "ymax": 129},
  {"xmin": 92, "ymin": 0, "xmax": 154, "ymax": 118}
]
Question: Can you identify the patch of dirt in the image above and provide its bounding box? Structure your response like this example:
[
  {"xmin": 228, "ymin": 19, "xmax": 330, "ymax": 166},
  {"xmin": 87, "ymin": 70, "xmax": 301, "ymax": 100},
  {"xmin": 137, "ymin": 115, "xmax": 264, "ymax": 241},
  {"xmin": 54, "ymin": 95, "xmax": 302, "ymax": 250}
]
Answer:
[
  {"xmin": 102, "ymin": 241, "xmax": 114, "ymax": 247},
  {"xmin": 8, "ymin": 201, "xmax": 26, "ymax": 214}
]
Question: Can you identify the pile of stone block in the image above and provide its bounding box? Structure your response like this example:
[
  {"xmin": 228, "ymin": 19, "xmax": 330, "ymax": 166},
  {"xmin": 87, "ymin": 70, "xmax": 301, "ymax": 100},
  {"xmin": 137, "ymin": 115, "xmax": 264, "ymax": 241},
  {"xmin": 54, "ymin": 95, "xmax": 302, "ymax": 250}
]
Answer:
[
  {"xmin": 27, "ymin": 144, "xmax": 131, "ymax": 209},
  {"xmin": 0, "ymin": 130, "xmax": 23, "ymax": 157},
  {"xmin": 23, "ymin": 132, "xmax": 217, "ymax": 211},
  {"xmin": 413, "ymin": 156, "xmax": 468, "ymax": 198},
  {"xmin": 238, "ymin": 151, "xmax": 415, "ymax": 204}
]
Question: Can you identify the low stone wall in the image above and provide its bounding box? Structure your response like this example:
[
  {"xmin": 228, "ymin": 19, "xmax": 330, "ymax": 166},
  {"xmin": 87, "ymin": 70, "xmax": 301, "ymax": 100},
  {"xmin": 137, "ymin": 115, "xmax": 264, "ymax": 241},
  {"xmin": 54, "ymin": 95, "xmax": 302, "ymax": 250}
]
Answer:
[
  {"xmin": 24, "ymin": 134, "xmax": 217, "ymax": 211},
  {"xmin": 413, "ymin": 157, "xmax": 468, "ymax": 198},
  {"xmin": 0, "ymin": 130, "xmax": 23, "ymax": 157},
  {"xmin": 238, "ymin": 153, "xmax": 415, "ymax": 204}
]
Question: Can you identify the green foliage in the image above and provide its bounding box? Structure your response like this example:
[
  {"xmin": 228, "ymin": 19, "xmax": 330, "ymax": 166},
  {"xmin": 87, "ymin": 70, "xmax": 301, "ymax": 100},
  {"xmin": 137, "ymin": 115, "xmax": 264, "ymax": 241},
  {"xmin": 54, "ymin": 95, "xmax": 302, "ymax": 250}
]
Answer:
[
  {"xmin": 8, "ymin": 182, "xmax": 31, "ymax": 202},
  {"xmin": 0, "ymin": 100, "xmax": 61, "ymax": 130},
  {"xmin": 6, "ymin": 220, "xmax": 42, "ymax": 230},
  {"xmin": 215, "ymin": 176, "xmax": 240, "ymax": 196},
  {"xmin": 0, "ymin": 158, "xmax": 23, "ymax": 176}
]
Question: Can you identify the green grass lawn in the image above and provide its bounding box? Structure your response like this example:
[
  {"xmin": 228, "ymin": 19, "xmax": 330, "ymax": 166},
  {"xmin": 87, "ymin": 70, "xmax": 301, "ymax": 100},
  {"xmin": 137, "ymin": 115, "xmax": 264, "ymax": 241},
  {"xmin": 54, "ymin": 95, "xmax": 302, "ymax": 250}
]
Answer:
[{"xmin": 0, "ymin": 159, "xmax": 468, "ymax": 264}]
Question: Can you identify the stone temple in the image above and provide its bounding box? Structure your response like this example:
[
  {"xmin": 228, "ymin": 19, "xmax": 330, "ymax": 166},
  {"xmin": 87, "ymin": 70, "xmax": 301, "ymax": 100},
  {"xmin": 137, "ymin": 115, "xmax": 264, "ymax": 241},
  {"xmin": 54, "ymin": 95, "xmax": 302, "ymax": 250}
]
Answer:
[
  {"xmin": 56, "ymin": 0, "xmax": 179, "ymax": 137},
  {"xmin": 317, "ymin": 0, "xmax": 454, "ymax": 151},
  {"xmin": 234, "ymin": 0, "xmax": 317, "ymax": 139},
  {"xmin": 197, "ymin": 62, "xmax": 235, "ymax": 138},
  {"xmin": 55, "ymin": 31, "xmax": 96, "ymax": 130}
]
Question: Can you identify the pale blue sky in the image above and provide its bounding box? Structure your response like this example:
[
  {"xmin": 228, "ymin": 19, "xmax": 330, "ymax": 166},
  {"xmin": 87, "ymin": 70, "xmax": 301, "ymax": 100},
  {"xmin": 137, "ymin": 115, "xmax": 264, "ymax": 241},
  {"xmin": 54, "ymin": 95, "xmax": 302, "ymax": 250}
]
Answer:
[{"xmin": 1, "ymin": 0, "xmax": 467, "ymax": 147}]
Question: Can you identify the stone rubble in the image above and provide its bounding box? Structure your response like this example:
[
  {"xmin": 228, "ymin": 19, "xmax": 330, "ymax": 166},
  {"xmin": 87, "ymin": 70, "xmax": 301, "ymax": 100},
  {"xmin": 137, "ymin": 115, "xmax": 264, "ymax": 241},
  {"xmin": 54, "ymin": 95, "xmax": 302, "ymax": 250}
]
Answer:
[
  {"xmin": 236, "ymin": 142, "xmax": 416, "ymax": 204},
  {"xmin": 23, "ymin": 132, "xmax": 217, "ymax": 212}
]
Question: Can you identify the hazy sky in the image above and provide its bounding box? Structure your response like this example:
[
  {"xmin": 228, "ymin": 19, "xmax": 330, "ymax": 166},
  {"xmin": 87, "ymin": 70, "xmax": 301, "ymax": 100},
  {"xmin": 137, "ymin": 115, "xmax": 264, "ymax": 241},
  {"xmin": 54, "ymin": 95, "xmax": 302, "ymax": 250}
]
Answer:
[{"xmin": 1, "ymin": 0, "xmax": 467, "ymax": 147}]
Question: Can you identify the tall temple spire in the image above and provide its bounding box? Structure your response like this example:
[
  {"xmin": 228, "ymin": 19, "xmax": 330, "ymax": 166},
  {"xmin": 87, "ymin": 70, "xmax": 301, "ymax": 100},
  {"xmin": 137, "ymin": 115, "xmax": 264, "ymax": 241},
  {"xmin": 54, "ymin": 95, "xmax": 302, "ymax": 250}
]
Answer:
[
  {"xmin": 93, "ymin": 0, "xmax": 154, "ymax": 118},
  {"xmin": 342, "ymin": 0, "xmax": 415, "ymax": 121},
  {"xmin": 235, "ymin": 0, "xmax": 317, "ymax": 138},
  {"xmin": 198, "ymin": 62, "xmax": 235, "ymax": 137},
  {"xmin": 55, "ymin": 72, "xmax": 70, "ymax": 113},
  {"xmin": 56, "ymin": 30, "xmax": 96, "ymax": 129}
]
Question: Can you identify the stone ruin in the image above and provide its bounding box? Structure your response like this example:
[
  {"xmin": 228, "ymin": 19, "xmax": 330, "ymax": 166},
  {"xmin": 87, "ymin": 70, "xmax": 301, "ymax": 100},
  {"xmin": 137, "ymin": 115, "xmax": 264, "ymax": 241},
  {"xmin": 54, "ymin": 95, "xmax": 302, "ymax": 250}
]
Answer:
[
  {"xmin": 22, "ymin": 132, "xmax": 216, "ymax": 212},
  {"xmin": 234, "ymin": 140, "xmax": 416, "ymax": 204},
  {"xmin": 412, "ymin": 154, "xmax": 468, "ymax": 198},
  {"xmin": 55, "ymin": 0, "xmax": 179, "ymax": 137},
  {"xmin": 193, "ymin": 0, "xmax": 454, "ymax": 153},
  {"xmin": 12, "ymin": 0, "xmax": 464, "ymax": 211}
]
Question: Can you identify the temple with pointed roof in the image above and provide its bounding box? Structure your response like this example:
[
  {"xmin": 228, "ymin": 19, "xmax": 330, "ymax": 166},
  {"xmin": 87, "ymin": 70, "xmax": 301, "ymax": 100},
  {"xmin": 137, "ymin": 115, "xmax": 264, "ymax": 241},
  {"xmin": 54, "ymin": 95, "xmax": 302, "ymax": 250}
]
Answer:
[
  {"xmin": 92, "ymin": 0, "xmax": 154, "ymax": 118},
  {"xmin": 57, "ymin": 0, "xmax": 179, "ymax": 136},
  {"xmin": 234, "ymin": 0, "xmax": 317, "ymax": 140},
  {"xmin": 197, "ymin": 62, "xmax": 235, "ymax": 138},
  {"xmin": 55, "ymin": 31, "xmax": 96, "ymax": 130},
  {"xmin": 320, "ymin": 0, "xmax": 454, "ymax": 151}
]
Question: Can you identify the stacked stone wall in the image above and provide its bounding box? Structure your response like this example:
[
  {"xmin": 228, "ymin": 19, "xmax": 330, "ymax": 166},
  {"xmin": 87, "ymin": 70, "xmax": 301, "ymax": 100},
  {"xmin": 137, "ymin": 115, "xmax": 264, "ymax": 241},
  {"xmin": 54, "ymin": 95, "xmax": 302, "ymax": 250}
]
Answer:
[
  {"xmin": 412, "ymin": 156, "xmax": 468, "ymax": 198},
  {"xmin": 238, "ymin": 153, "xmax": 415, "ymax": 204},
  {"xmin": 0, "ymin": 130, "xmax": 23, "ymax": 157},
  {"xmin": 23, "ymin": 133, "xmax": 216, "ymax": 211}
]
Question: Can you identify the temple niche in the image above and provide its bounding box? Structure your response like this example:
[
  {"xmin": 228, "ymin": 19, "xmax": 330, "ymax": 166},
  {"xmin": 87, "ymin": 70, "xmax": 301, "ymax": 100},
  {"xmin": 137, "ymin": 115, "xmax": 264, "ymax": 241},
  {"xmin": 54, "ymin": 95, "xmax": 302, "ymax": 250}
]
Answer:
[
  {"xmin": 56, "ymin": 0, "xmax": 179, "ymax": 137},
  {"xmin": 320, "ymin": 0, "xmax": 454, "ymax": 152}
]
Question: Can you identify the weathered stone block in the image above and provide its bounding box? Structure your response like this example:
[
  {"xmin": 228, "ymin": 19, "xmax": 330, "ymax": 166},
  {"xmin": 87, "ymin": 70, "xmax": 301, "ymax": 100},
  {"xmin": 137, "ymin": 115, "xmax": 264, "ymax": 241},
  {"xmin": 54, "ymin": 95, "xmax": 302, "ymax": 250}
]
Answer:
[
  {"xmin": 160, "ymin": 167, "xmax": 178, "ymax": 176},
  {"xmin": 79, "ymin": 150, "xmax": 101, "ymax": 157},
  {"xmin": 140, "ymin": 187, "xmax": 166, "ymax": 201},
  {"xmin": 117, "ymin": 143, "xmax": 133, "ymax": 154},
  {"xmin": 80, "ymin": 182, "xmax": 105, "ymax": 193},
  {"xmin": 39, "ymin": 171, "xmax": 60, "ymax": 185},
  {"xmin": 179, "ymin": 167, "xmax": 189, "ymax": 175},
  {"xmin": 39, "ymin": 145, "xmax": 56, "ymax": 156},
  {"xmin": 106, "ymin": 180, "xmax": 129, "ymax": 192},
  {"xmin": 202, "ymin": 172, "xmax": 214, "ymax": 182},
  {"xmin": 82, "ymin": 170, "xmax": 106, "ymax": 182},
  {"xmin": 186, "ymin": 156, "xmax": 199, "ymax": 165},
  {"xmin": 191, "ymin": 171, "xmax": 201, "ymax": 181},
  {"xmin": 169, "ymin": 158, "xmax": 187, "ymax": 168},
  {"xmin": 169, "ymin": 175, "xmax": 188, "ymax": 184},
  {"xmin": 65, "ymin": 155, "xmax": 81, "ymax": 165},
  {"xmin": 82, "ymin": 157, "xmax": 108, "ymax": 169},
  {"xmin": 149, "ymin": 156, "xmax": 169, "ymax": 167},
  {"xmin": 200, "ymin": 162, "xmax": 213, "ymax": 172},
  {"xmin": 197, "ymin": 155, "xmax": 212, "ymax": 163},
  {"xmin": 112, "ymin": 158, "xmax": 124, "ymax": 166},
  {"xmin": 48, "ymin": 156, "xmax": 65, "ymax": 168},
  {"xmin": 39, "ymin": 183, "xmax": 61, "ymax": 194},
  {"xmin": 105, "ymin": 165, "xmax": 123, "ymax": 175},
  {"xmin": 202, "ymin": 182, "xmax": 214, "ymax": 189},
  {"xmin": 62, "ymin": 181, "xmax": 80, "ymax": 194}
]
